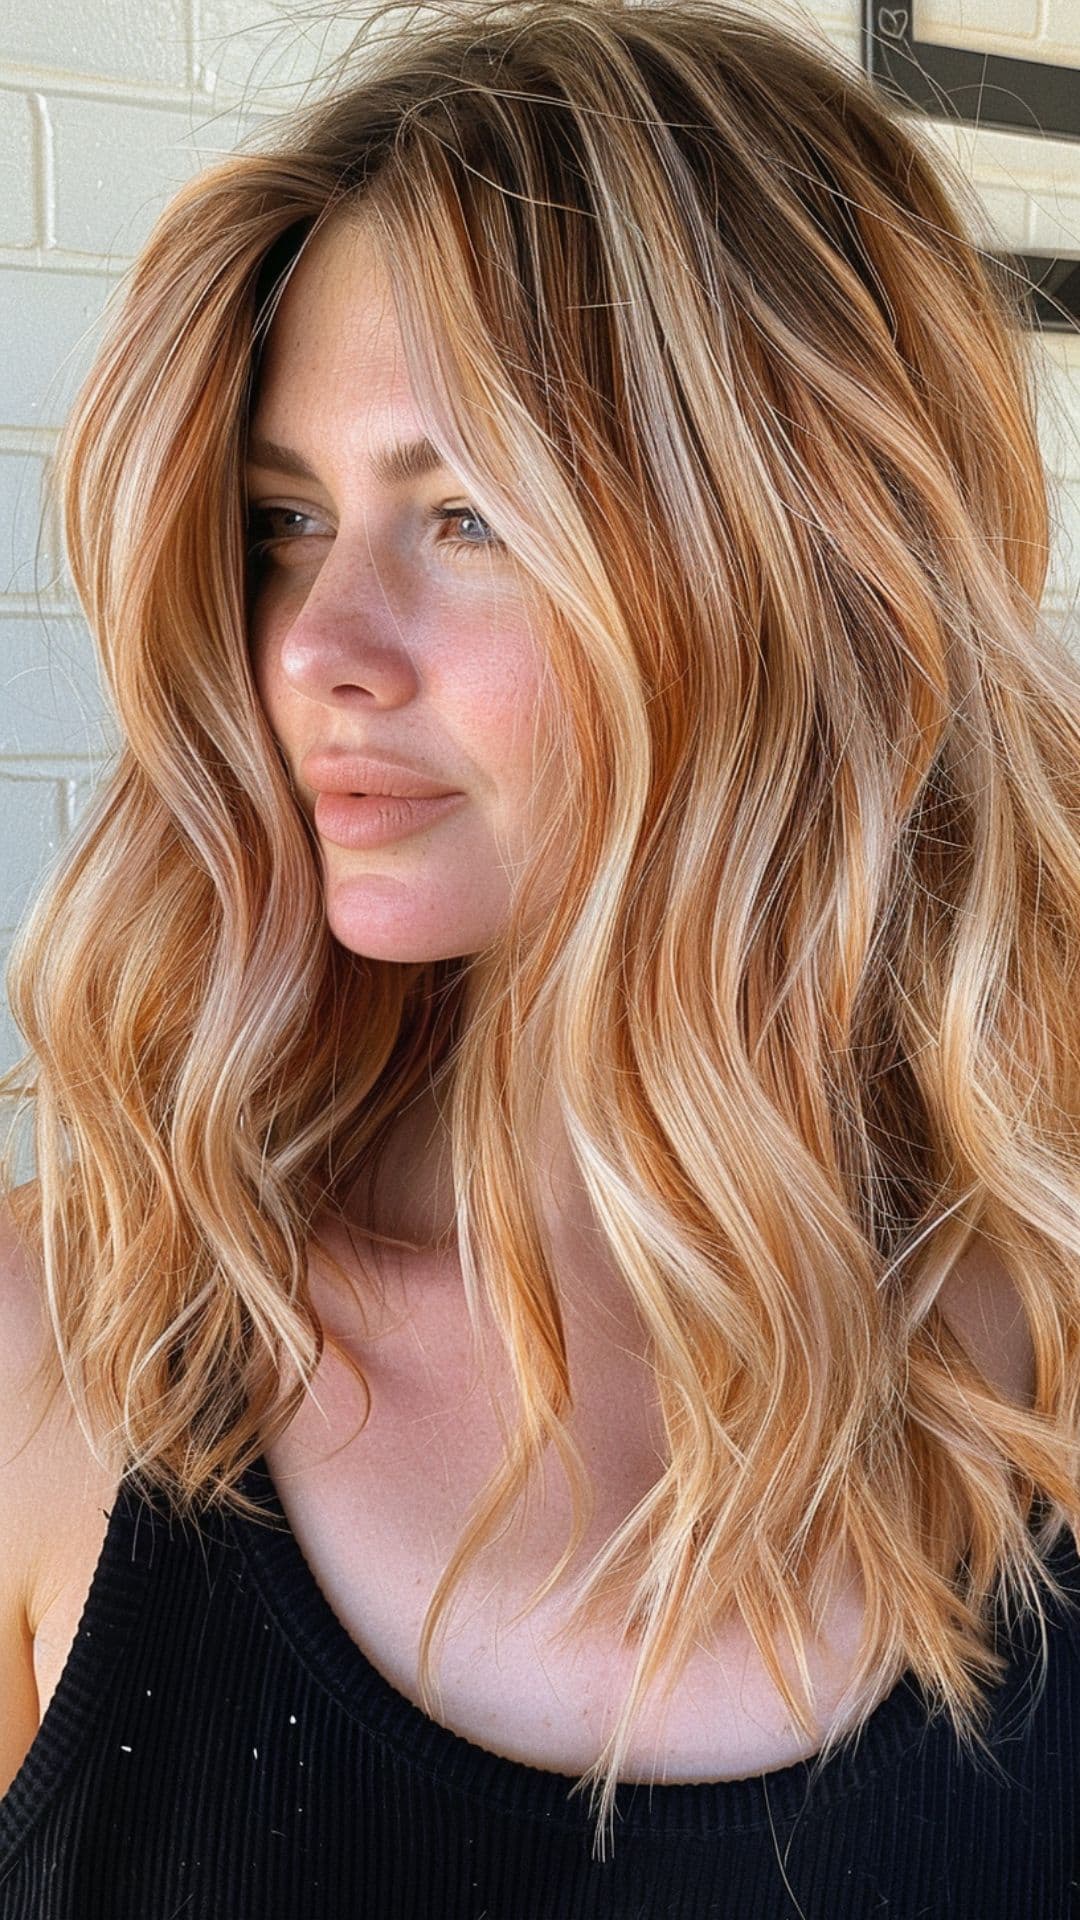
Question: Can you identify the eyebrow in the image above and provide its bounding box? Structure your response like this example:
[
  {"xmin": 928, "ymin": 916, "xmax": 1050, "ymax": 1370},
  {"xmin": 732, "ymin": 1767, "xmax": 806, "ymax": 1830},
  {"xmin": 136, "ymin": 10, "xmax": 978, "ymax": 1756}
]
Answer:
[{"xmin": 245, "ymin": 433, "xmax": 450, "ymax": 488}]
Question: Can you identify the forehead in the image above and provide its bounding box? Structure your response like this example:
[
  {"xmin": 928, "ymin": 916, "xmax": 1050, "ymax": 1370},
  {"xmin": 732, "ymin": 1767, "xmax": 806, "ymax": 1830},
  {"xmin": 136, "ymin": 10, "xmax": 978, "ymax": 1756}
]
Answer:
[
  {"xmin": 261, "ymin": 214, "xmax": 396, "ymax": 355},
  {"xmin": 250, "ymin": 212, "xmax": 422, "ymax": 449}
]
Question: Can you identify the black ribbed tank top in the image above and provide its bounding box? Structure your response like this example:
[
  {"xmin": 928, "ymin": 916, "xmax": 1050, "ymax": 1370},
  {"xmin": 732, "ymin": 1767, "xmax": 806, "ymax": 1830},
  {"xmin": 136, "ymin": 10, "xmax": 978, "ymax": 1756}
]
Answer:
[{"xmin": 2, "ymin": 1454, "xmax": 1079, "ymax": 1919}]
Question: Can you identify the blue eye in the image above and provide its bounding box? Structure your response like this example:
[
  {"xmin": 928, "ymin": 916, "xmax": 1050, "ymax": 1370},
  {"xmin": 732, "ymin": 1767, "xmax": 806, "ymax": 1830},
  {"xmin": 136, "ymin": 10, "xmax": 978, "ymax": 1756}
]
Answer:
[
  {"xmin": 424, "ymin": 504, "xmax": 505, "ymax": 558},
  {"xmin": 245, "ymin": 507, "xmax": 320, "ymax": 568},
  {"xmin": 244, "ymin": 503, "xmax": 505, "ymax": 565}
]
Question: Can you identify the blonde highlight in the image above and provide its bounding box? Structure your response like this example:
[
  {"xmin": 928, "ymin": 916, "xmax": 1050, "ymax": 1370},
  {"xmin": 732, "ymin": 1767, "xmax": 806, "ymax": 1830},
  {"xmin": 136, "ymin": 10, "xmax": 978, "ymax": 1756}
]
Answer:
[{"xmin": 4, "ymin": 0, "xmax": 1080, "ymax": 1864}]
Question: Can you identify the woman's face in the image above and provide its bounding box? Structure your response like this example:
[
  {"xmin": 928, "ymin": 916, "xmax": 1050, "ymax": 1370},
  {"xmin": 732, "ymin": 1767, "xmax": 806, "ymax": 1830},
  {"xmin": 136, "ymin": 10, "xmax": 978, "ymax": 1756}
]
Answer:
[{"xmin": 246, "ymin": 211, "xmax": 559, "ymax": 964}]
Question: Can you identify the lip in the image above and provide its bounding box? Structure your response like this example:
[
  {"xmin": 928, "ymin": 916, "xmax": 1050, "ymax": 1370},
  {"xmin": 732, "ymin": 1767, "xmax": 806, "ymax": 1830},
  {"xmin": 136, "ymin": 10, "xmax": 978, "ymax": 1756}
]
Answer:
[
  {"xmin": 302, "ymin": 750, "xmax": 458, "ymax": 801},
  {"xmin": 313, "ymin": 789, "xmax": 466, "ymax": 850}
]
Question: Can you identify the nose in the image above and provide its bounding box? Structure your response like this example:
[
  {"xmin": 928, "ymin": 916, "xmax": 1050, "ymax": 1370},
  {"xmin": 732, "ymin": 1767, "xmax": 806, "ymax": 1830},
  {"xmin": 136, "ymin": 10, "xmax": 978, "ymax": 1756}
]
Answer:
[{"xmin": 263, "ymin": 538, "xmax": 422, "ymax": 708}]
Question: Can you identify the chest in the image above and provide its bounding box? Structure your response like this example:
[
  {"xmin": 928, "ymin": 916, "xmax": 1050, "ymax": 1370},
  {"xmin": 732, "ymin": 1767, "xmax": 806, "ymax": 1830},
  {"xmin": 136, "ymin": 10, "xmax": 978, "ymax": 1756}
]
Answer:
[
  {"xmin": 29, "ymin": 1228, "xmax": 1033, "ymax": 1781},
  {"xmin": 251, "ymin": 1262, "xmax": 884, "ymax": 1784}
]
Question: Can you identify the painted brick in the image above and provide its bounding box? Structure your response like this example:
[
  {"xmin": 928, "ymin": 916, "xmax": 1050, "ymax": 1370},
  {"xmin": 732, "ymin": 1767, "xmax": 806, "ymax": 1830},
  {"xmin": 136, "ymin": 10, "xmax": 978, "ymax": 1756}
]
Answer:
[
  {"xmin": 1047, "ymin": 471, "xmax": 1080, "ymax": 603},
  {"xmin": 195, "ymin": 0, "xmax": 367, "ymax": 103},
  {"xmin": 0, "ymin": 772, "xmax": 63, "ymax": 933},
  {"xmin": 914, "ymin": 0, "xmax": 1041, "ymax": 38},
  {"xmin": 49, "ymin": 95, "xmax": 261, "ymax": 256},
  {"xmin": 0, "ymin": 613, "xmax": 120, "ymax": 759},
  {"xmin": 0, "ymin": 451, "xmax": 55, "ymax": 598},
  {"xmin": 0, "ymin": 266, "xmax": 120, "ymax": 430},
  {"xmin": 0, "ymin": 976, "xmax": 35, "ymax": 1185},
  {"xmin": 66, "ymin": 771, "xmax": 103, "ymax": 834},
  {"xmin": 1036, "ymin": 354, "xmax": 1080, "ymax": 481},
  {"xmin": 0, "ymin": 0, "xmax": 187, "ymax": 90},
  {"xmin": 1043, "ymin": 2, "xmax": 1080, "ymax": 53},
  {"xmin": 1029, "ymin": 187, "xmax": 1080, "ymax": 258},
  {"xmin": 0, "ymin": 983, "xmax": 28, "ymax": 1076},
  {"xmin": 0, "ymin": 92, "xmax": 36, "ymax": 249}
]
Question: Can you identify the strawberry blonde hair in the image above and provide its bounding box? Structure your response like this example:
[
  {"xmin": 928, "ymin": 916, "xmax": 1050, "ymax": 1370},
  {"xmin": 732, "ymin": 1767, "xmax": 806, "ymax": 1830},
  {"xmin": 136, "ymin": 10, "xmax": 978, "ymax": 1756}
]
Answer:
[{"xmin": 4, "ymin": 0, "xmax": 1080, "ymax": 1861}]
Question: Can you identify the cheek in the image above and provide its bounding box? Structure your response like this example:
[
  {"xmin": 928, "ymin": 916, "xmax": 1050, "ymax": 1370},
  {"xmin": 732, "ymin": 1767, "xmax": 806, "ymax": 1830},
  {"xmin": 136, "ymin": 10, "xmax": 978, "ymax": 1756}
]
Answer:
[
  {"xmin": 451, "ymin": 626, "xmax": 554, "ymax": 772},
  {"xmin": 245, "ymin": 605, "xmax": 288, "ymax": 726}
]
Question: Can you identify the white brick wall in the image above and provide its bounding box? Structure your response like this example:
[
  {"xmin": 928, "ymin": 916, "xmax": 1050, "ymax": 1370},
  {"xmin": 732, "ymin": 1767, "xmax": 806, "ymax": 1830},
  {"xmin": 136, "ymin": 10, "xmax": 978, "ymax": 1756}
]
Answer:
[{"xmin": 1, "ymin": 0, "xmax": 1078, "ymax": 1121}]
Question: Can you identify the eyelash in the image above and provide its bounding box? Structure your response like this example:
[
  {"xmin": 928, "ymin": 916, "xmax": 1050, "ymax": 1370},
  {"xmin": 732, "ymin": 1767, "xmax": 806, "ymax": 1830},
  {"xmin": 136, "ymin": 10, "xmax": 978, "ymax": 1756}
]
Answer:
[{"xmin": 245, "ymin": 503, "xmax": 504, "ymax": 564}]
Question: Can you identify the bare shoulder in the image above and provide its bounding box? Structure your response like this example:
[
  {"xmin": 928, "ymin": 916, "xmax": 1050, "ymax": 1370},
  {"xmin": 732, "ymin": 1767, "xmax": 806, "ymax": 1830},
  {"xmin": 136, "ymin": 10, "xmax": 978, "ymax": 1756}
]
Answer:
[
  {"xmin": 0, "ymin": 1182, "xmax": 120, "ymax": 1798},
  {"xmin": 0, "ymin": 1182, "xmax": 67, "ymax": 1609},
  {"xmin": 0, "ymin": 1181, "xmax": 119, "ymax": 1596},
  {"xmin": 0, "ymin": 1181, "xmax": 61, "ymax": 1794}
]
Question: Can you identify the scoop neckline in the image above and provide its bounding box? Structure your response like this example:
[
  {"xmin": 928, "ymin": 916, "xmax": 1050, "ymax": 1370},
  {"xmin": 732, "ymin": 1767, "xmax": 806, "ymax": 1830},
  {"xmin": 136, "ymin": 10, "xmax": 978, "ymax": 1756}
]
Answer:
[{"xmin": 231, "ymin": 1449, "xmax": 943, "ymax": 1838}]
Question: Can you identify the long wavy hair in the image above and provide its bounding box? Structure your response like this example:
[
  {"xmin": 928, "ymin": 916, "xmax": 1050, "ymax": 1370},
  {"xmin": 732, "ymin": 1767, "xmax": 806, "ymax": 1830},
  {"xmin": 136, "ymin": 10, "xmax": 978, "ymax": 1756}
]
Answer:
[{"xmin": 4, "ymin": 0, "xmax": 1080, "ymax": 1862}]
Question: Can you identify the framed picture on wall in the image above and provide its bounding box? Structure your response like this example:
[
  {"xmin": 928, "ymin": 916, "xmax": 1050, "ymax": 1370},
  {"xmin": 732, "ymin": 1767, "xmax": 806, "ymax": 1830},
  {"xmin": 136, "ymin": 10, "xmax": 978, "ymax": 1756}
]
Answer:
[{"xmin": 864, "ymin": 0, "xmax": 1080, "ymax": 329}]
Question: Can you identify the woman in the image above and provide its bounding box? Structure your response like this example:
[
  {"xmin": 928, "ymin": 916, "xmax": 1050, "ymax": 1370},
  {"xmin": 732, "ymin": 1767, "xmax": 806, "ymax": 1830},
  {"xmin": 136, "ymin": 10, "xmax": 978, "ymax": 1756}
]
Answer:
[{"xmin": 0, "ymin": 0, "xmax": 1078, "ymax": 1911}]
